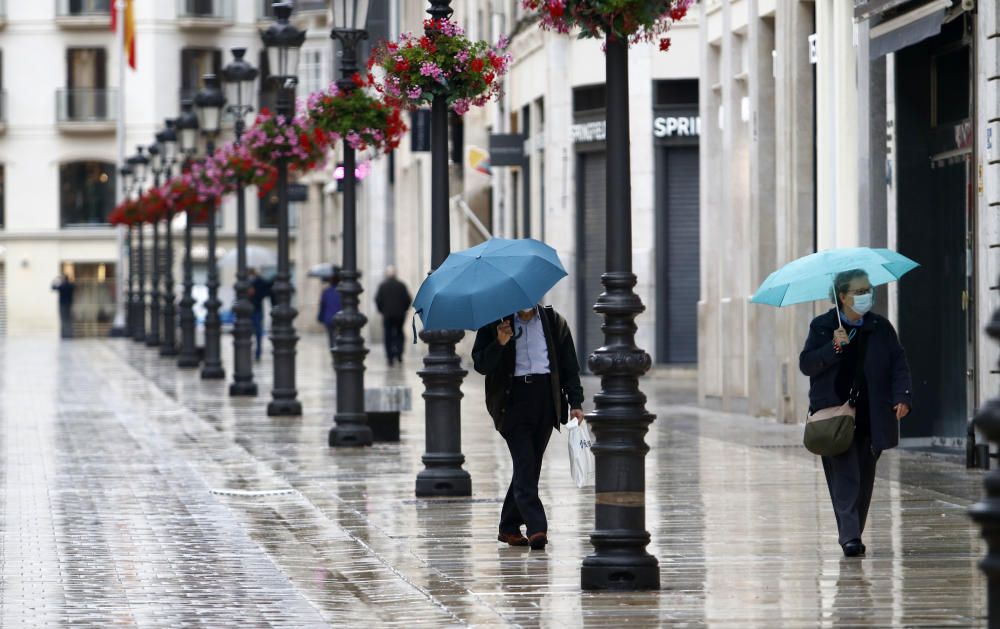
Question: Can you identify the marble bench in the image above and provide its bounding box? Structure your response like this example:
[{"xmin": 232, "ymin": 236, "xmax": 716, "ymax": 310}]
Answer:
[{"xmin": 365, "ymin": 386, "xmax": 412, "ymax": 442}]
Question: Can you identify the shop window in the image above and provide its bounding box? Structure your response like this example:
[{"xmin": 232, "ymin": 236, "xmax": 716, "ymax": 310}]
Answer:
[{"xmin": 60, "ymin": 161, "xmax": 115, "ymax": 226}]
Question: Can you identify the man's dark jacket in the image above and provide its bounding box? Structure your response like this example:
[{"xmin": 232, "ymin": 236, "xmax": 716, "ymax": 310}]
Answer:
[
  {"xmin": 799, "ymin": 308, "xmax": 913, "ymax": 451},
  {"xmin": 375, "ymin": 277, "xmax": 412, "ymax": 320},
  {"xmin": 472, "ymin": 307, "xmax": 585, "ymax": 432}
]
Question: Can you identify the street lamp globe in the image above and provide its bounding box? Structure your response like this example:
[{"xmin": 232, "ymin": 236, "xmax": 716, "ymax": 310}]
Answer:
[
  {"xmin": 194, "ymin": 74, "xmax": 226, "ymax": 136},
  {"xmin": 148, "ymin": 143, "xmax": 162, "ymax": 174},
  {"xmin": 120, "ymin": 165, "xmax": 134, "ymax": 192},
  {"xmin": 332, "ymin": 0, "xmax": 370, "ymax": 31},
  {"xmin": 260, "ymin": 2, "xmax": 305, "ymax": 82},
  {"xmin": 222, "ymin": 47, "xmax": 259, "ymax": 111},
  {"xmin": 128, "ymin": 147, "xmax": 149, "ymax": 185},
  {"xmin": 176, "ymin": 99, "xmax": 200, "ymax": 157},
  {"xmin": 157, "ymin": 119, "xmax": 178, "ymax": 165}
]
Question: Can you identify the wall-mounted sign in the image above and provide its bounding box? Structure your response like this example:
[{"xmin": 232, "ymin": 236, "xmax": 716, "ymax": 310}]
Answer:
[
  {"xmin": 489, "ymin": 133, "xmax": 526, "ymax": 167},
  {"xmin": 653, "ymin": 115, "xmax": 701, "ymax": 138},
  {"xmin": 571, "ymin": 115, "xmax": 701, "ymax": 144}
]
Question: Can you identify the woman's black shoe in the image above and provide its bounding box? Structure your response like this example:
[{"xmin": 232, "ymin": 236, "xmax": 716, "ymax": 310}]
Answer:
[{"xmin": 842, "ymin": 539, "xmax": 865, "ymax": 557}]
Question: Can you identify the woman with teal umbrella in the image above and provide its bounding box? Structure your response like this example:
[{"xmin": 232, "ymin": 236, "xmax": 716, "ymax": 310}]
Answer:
[
  {"xmin": 753, "ymin": 248, "xmax": 917, "ymax": 557},
  {"xmin": 798, "ymin": 268, "xmax": 913, "ymax": 557}
]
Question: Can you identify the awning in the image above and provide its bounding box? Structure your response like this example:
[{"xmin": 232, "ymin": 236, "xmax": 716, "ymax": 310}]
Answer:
[{"xmin": 866, "ymin": 0, "xmax": 951, "ymax": 59}]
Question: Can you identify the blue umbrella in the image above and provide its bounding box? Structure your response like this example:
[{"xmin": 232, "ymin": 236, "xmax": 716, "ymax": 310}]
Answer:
[
  {"xmin": 751, "ymin": 247, "xmax": 919, "ymax": 309},
  {"xmin": 413, "ymin": 238, "xmax": 567, "ymax": 332}
]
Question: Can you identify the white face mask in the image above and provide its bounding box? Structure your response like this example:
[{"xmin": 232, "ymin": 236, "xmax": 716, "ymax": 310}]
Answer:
[{"xmin": 851, "ymin": 292, "xmax": 873, "ymax": 315}]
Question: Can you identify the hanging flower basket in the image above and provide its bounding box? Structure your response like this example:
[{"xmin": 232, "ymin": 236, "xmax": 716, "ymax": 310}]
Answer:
[
  {"xmin": 368, "ymin": 18, "xmax": 512, "ymax": 115},
  {"xmin": 211, "ymin": 143, "xmax": 279, "ymax": 198},
  {"xmin": 242, "ymin": 108, "xmax": 329, "ymax": 174},
  {"xmin": 164, "ymin": 172, "xmax": 216, "ymax": 223},
  {"xmin": 306, "ymin": 78, "xmax": 408, "ymax": 154},
  {"xmin": 521, "ymin": 0, "xmax": 692, "ymax": 48},
  {"xmin": 138, "ymin": 187, "xmax": 168, "ymax": 223},
  {"xmin": 109, "ymin": 197, "xmax": 141, "ymax": 226}
]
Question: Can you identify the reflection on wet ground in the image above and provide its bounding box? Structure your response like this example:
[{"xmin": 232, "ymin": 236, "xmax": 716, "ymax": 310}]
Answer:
[{"xmin": 0, "ymin": 336, "xmax": 987, "ymax": 627}]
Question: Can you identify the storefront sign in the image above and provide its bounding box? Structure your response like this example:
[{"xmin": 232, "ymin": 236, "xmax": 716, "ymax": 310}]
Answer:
[
  {"xmin": 653, "ymin": 115, "xmax": 701, "ymax": 138},
  {"xmin": 571, "ymin": 115, "xmax": 700, "ymax": 144},
  {"xmin": 489, "ymin": 134, "xmax": 526, "ymax": 166}
]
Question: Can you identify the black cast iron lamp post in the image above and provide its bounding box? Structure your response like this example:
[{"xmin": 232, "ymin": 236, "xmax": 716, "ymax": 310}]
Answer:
[
  {"xmin": 122, "ymin": 164, "xmax": 135, "ymax": 337},
  {"xmin": 158, "ymin": 119, "xmax": 180, "ymax": 357},
  {"xmin": 128, "ymin": 146, "xmax": 149, "ymax": 343},
  {"xmin": 145, "ymin": 141, "xmax": 163, "ymax": 348},
  {"xmin": 176, "ymin": 99, "xmax": 201, "ymax": 368},
  {"xmin": 579, "ymin": 34, "xmax": 659, "ymax": 591},
  {"xmin": 261, "ymin": 1, "xmax": 305, "ymax": 416},
  {"xmin": 415, "ymin": 0, "xmax": 471, "ymax": 497},
  {"xmin": 222, "ymin": 47, "xmax": 259, "ymax": 396},
  {"xmin": 328, "ymin": 0, "xmax": 373, "ymax": 447},
  {"xmin": 195, "ymin": 74, "xmax": 227, "ymax": 380}
]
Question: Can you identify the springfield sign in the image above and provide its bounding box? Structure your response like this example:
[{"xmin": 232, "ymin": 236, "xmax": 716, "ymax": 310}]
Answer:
[{"xmin": 571, "ymin": 115, "xmax": 701, "ymax": 144}]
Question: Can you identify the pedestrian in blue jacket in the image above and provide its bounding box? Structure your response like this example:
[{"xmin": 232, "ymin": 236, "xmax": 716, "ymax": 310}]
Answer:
[{"xmin": 799, "ymin": 269, "xmax": 912, "ymax": 557}]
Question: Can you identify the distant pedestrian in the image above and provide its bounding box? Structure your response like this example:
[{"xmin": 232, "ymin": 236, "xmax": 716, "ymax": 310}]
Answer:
[
  {"xmin": 247, "ymin": 268, "xmax": 272, "ymax": 361},
  {"xmin": 318, "ymin": 273, "xmax": 342, "ymax": 354},
  {"xmin": 374, "ymin": 266, "xmax": 412, "ymax": 366},
  {"xmin": 51, "ymin": 274, "xmax": 75, "ymax": 339},
  {"xmin": 472, "ymin": 305, "xmax": 585, "ymax": 550},
  {"xmin": 799, "ymin": 269, "xmax": 912, "ymax": 557}
]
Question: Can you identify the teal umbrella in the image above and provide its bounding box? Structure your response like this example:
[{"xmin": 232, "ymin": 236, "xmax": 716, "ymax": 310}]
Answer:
[{"xmin": 751, "ymin": 247, "xmax": 919, "ymax": 308}]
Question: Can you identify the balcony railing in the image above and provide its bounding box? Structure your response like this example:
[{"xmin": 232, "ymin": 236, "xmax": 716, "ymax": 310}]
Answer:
[
  {"xmin": 57, "ymin": 88, "xmax": 118, "ymax": 129},
  {"xmin": 259, "ymin": 0, "xmax": 326, "ymax": 20},
  {"xmin": 177, "ymin": 0, "xmax": 234, "ymax": 27},
  {"xmin": 56, "ymin": 0, "xmax": 112, "ymax": 22}
]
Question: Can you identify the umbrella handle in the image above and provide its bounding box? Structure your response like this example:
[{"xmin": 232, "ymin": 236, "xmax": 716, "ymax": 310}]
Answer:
[
  {"xmin": 412, "ymin": 311, "xmax": 419, "ymax": 345},
  {"xmin": 832, "ymin": 277, "xmax": 847, "ymax": 341}
]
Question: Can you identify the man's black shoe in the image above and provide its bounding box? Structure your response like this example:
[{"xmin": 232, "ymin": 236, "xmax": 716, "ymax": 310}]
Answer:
[
  {"xmin": 529, "ymin": 532, "xmax": 547, "ymax": 550},
  {"xmin": 842, "ymin": 539, "xmax": 865, "ymax": 557}
]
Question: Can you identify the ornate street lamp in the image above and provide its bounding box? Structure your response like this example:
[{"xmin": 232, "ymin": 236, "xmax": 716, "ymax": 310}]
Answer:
[
  {"xmin": 176, "ymin": 98, "xmax": 201, "ymax": 368},
  {"xmin": 127, "ymin": 146, "xmax": 149, "ymax": 343},
  {"xmin": 415, "ymin": 0, "xmax": 471, "ymax": 496},
  {"xmin": 222, "ymin": 47, "xmax": 260, "ymax": 397},
  {"xmin": 580, "ymin": 35, "xmax": 659, "ymax": 591},
  {"xmin": 121, "ymin": 164, "xmax": 135, "ymax": 337},
  {"xmin": 158, "ymin": 119, "xmax": 180, "ymax": 357},
  {"xmin": 195, "ymin": 73, "xmax": 227, "ymax": 380},
  {"xmin": 328, "ymin": 0, "xmax": 373, "ymax": 447},
  {"xmin": 260, "ymin": 1, "xmax": 305, "ymax": 416},
  {"xmin": 145, "ymin": 141, "xmax": 163, "ymax": 348}
]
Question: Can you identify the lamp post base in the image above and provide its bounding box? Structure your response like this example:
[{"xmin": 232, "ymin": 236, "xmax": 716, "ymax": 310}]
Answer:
[
  {"xmin": 229, "ymin": 381, "xmax": 258, "ymax": 396},
  {"xmin": 200, "ymin": 365, "xmax": 225, "ymax": 380},
  {"xmin": 177, "ymin": 354, "xmax": 200, "ymax": 369},
  {"xmin": 415, "ymin": 466, "xmax": 472, "ymax": 497},
  {"xmin": 159, "ymin": 344, "xmax": 178, "ymax": 357},
  {"xmin": 267, "ymin": 399, "xmax": 302, "ymax": 417},
  {"xmin": 581, "ymin": 554, "xmax": 660, "ymax": 591},
  {"xmin": 328, "ymin": 420, "xmax": 373, "ymax": 447}
]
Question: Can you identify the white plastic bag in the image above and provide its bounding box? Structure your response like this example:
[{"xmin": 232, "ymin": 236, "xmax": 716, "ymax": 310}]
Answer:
[{"xmin": 566, "ymin": 418, "xmax": 595, "ymax": 488}]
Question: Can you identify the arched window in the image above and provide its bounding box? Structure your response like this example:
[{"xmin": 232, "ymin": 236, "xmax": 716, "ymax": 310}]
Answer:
[{"xmin": 60, "ymin": 161, "xmax": 115, "ymax": 226}]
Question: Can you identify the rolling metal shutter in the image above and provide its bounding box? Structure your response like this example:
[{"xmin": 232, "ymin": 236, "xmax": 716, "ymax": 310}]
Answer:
[
  {"xmin": 577, "ymin": 151, "xmax": 607, "ymax": 367},
  {"xmin": 656, "ymin": 146, "xmax": 700, "ymax": 364}
]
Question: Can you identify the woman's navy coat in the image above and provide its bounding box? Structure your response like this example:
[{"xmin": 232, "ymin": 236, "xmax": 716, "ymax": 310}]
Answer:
[{"xmin": 799, "ymin": 308, "xmax": 913, "ymax": 451}]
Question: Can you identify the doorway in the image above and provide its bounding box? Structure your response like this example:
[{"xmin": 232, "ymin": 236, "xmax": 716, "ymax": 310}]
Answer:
[
  {"xmin": 894, "ymin": 17, "xmax": 974, "ymax": 443},
  {"xmin": 575, "ymin": 150, "xmax": 607, "ymax": 367}
]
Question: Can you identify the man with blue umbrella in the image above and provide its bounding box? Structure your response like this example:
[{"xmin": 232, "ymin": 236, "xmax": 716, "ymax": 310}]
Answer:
[
  {"xmin": 473, "ymin": 304, "xmax": 585, "ymax": 551},
  {"xmin": 414, "ymin": 237, "xmax": 587, "ymax": 550}
]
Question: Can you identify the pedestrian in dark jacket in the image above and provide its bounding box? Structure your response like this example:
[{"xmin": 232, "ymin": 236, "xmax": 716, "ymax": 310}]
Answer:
[
  {"xmin": 247, "ymin": 268, "xmax": 272, "ymax": 361},
  {"xmin": 51, "ymin": 274, "xmax": 75, "ymax": 339},
  {"xmin": 472, "ymin": 305, "xmax": 585, "ymax": 550},
  {"xmin": 799, "ymin": 269, "xmax": 912, "ymax": 557},
  {"xmin": 374, "ymin": 266, "xmax": 412, "ymax": 366},
  {"xmin": 318, "ymin": 276, "xmax": 342, "ymax": 354}
]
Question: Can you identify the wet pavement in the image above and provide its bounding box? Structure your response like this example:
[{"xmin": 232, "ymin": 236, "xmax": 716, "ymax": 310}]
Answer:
[{"xmin": 0, "ymin": 335, "xmax": 988, "ymax": 627}]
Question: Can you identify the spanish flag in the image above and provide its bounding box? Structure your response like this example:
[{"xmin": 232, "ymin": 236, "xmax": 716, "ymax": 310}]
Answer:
[{"xmin": 110, "ymin": 0, "xmax": 136, "ymax": 70}]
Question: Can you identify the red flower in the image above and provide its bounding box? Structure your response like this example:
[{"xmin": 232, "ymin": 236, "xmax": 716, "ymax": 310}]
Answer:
[
  {"xmin": 490, "ymin": 55, "xmax": 504, "ymax": 70},
  {"xmin": 259, "ymin": 106, "xmax": 271, "ymax": 117},
  {"xmin": 352, "ymin": 72, "xmax": 364, "ymax": 87},
  {"xmin": 484, "ymin": 72, "xmax": 495, "ymax": 84},
  {"xmin": 659, "ymin": 38, "xmax": 672, "ymax": 52},
  {"xmin": 367, "ymin": 72, "xmax": 376, "ymax": 85},
  {"xmin": 419, "ymin": 36, "xmax": 432, "ymax": 49},
  {"xmin": 470, "ymin": 58, "xmax": 485, "ymax": 73},
  {"xmin": 394, "ymin": 60, "xmax": 410, "ymax": 73},
  {"xmin": 670, "ymin": 7, "xmax": 687, "ymax": 21},
  {"xmin": 313, "ymin": 127, "xmax": 326, "ymax": 146},
  {"xmin": 299, "ymin": 132, "xmax": 311, "ymax": 151},
  {"xmin": 548, "ymin": 3, "xmax": 564, "ymax": 18}
]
